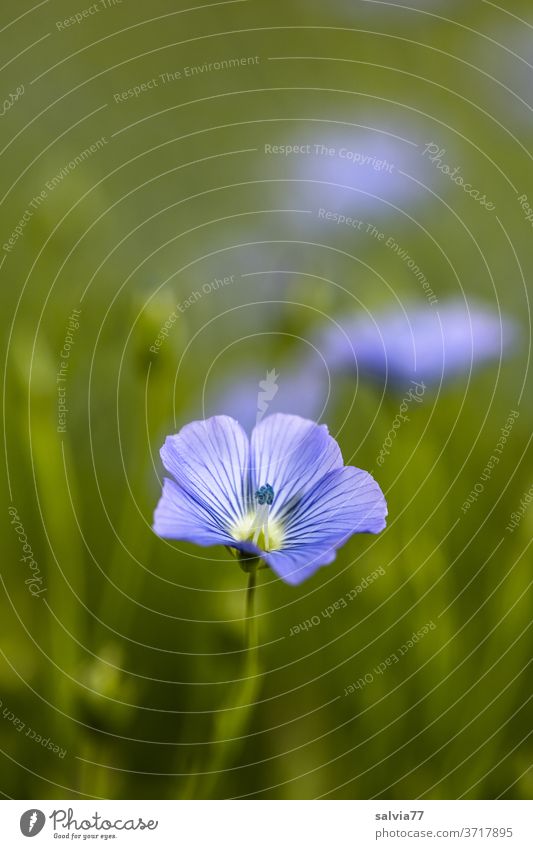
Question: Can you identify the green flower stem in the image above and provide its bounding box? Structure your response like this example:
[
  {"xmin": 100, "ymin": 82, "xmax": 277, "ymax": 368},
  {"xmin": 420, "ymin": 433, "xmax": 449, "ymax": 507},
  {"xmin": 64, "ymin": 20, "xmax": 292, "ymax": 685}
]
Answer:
[
  {"xmin": 244, "ymin": 560, "xmax": 258, "ymax": 654},
  {"xmin": 180, "ymin": 557, "xmax": 263, "ymax": 799}
]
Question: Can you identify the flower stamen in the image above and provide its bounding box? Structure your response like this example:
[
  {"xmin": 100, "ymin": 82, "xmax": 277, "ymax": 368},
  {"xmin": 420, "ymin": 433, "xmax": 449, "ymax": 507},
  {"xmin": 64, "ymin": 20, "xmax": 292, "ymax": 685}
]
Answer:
[
  {"xmin": 252, "ymin": 484, "xmax": 274, "ymax": 547},
  {"xmin": 255, "ymin": 484, "xmax": 274, "ymax": 506}
]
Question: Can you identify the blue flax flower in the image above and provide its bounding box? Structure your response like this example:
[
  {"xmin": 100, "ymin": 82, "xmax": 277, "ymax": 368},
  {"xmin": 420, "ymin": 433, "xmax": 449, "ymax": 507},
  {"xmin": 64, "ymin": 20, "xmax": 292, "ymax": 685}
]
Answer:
[
  {"xmin": 153, "ymin": 413, "xmax": 387, "ymax": 585},
  {"xmin": 318, "ymin": 300, "xmax": 517, "ymax": 387}
]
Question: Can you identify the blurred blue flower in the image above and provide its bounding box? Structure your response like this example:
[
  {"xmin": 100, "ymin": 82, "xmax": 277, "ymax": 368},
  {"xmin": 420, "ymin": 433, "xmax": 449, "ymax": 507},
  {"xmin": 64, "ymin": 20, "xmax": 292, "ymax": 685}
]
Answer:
[
  {"xmin": 317, "ymin": 300, "xmax": 518, "ymax": 386},
  {"xmin": 286, "ymin": 129, "xmax": 434, "ymax": 220},
  {"xmin": 153, "ymin": 413, "xmax": 387, "ymax": 585},
  {"xmin": 204, "ymin": 365, "xmax": 329, "ymax": 433}
]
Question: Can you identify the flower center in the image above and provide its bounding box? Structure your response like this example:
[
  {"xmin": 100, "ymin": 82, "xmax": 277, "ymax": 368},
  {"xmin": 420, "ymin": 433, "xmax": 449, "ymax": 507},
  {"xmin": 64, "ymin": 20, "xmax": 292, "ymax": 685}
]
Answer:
[
  {"xmin": 230, "ymin": 483, "xmax": 284, "ymax": 551},
  {"xmin": 252, "ymin": 484, "xmax": 274, "ymax": 547},
  {"xmin": 254, "ymin": 484, "xmax": 274, "ymax": 506}
]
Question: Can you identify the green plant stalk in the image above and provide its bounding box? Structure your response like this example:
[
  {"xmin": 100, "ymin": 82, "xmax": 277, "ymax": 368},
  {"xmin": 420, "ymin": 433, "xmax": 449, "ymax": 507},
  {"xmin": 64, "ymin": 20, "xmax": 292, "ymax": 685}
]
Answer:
[{"xmin": 180, "ymin": 559, "xmax": 262, "ymax": 799}]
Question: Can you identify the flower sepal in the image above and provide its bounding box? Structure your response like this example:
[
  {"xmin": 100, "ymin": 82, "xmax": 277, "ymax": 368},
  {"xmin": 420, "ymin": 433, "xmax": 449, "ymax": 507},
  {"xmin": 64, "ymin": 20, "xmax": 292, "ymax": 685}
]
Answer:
[{"xmin": 237, "ymin": 553, "xmax": 266, "ymax": 574}]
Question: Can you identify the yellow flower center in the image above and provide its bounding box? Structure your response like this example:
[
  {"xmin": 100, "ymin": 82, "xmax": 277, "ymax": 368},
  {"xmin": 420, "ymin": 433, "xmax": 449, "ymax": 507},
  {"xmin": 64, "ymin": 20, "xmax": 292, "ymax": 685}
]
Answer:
[{"xmin": 231, "ymin": 484, "xmax": 284, "ymax": 551}]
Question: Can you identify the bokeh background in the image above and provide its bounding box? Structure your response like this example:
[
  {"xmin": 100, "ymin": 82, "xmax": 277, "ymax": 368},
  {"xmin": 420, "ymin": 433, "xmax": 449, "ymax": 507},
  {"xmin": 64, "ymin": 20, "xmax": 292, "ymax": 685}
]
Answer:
[{"xmin": 1, "ymin": 0, "xmax": 531, "ymax": 800}]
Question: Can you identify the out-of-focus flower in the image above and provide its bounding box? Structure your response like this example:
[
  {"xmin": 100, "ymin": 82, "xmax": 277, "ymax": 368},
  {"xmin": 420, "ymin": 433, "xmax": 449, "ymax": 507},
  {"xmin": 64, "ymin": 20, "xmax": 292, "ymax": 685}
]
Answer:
[
  {"xmin": 317, "ymin": 300, "xmax": 518, "ymax": 386},
  {"xmin": 204, "ymin": 364, "xmax": 329, "ymax": 433},
  {"xmin": 280, "ymin": 129, "xmax": 434, "ymax": 220},
  {"xmin": 153, "ymin": 414, "xmax": 387, "ymax": 585}
]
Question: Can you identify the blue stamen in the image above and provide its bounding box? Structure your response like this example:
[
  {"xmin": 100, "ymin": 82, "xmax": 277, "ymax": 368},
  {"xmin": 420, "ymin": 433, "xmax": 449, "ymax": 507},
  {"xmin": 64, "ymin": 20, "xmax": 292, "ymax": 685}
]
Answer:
[{"xmin": 255, "ymin": 484, "xmax": 274, "ymax": 506}]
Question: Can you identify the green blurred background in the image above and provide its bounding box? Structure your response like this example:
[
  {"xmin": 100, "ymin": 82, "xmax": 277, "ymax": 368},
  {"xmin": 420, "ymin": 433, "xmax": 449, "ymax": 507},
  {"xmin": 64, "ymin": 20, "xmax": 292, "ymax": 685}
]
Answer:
[{"xmin": 1, "ymin": 0, "xmax": 531, "ymax": 800}]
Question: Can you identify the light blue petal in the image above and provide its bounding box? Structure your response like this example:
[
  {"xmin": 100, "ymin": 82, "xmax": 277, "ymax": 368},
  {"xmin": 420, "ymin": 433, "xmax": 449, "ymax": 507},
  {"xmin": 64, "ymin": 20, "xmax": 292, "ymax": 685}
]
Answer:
[
  {"xmin": 319, "ymin": 300, "xmax": 519, "ymax": 386},
  {"xmin": 159, "ymin": 416, "xmax": 250, "ymax": 532},
  {"xmin": 263, "ymin": 466, "xmax": 387, "ymax": 584},
  {"xmin": 284, "ymin": 466, "xmax": 387, "ymax": 539},
  {"xmin": 250, "ymin": 413, "xmax": 343, "ymax": 521},
  {"xmin": 153, "ymin": 478, "xmax": 238, "ymax": 546},
  {"xmin": 262, "ymin": 546, "xmax": 338, "ymax": 586}
]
